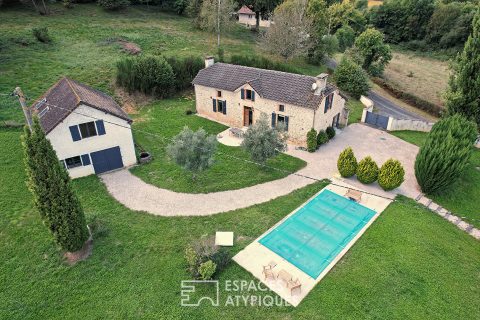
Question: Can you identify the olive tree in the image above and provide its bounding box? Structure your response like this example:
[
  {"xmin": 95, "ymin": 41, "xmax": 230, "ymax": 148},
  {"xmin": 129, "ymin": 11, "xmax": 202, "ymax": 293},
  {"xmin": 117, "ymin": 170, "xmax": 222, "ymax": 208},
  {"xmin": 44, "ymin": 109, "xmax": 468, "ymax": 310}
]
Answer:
[
  {"xmin": 167, "ymin": 126, "xmax": 218, "ymax": 179},
  {"xmin": 241, "ymin": 115, "xmax": 288, "ymax": 164}
]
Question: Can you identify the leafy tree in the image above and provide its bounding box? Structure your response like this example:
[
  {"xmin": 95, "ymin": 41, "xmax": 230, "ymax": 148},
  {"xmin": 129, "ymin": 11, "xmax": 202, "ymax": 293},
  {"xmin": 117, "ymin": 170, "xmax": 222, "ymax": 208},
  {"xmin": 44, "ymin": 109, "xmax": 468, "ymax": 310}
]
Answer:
[
  {"xmin": 306, "ymin": 0, "xmax": 331, "ymax": 64},
  {"xmin": 378, "ymin": 159, "xmax": 405, "ymax": 191},
  {"xmin": 22, "ymin": 117, "xmax": 89, "ymax": 252},
  {"xmin": 414, "ymin": 115, "xmax": 477, "ymax": 194},
  {"xmin": 307, "ymin": 34, "xmax": 339, "ymax": 65},
  {"xmin": 445, "ymin": 9, "xmax": 480, "ymax": 126},
  {"xmin": 167, "ymin": 126, "xmax": 218, "ymax": 179},
  {"xmin": 187, "ymin": 0, "xmax": 204, "ymax": 27},
  {"xmin": 263, "ymin": 0, "xmax": 313, "ymax": 60},
  {"xmin": 174, "ymin": 0, "xmax": 189, "ymax": 15},
  {"xmin": 238, "ymin": 0, "xmax": 282, "ymax": 32},
  {"xmin": 241, "ymin": 115, "xmax": 288, "ymax": 163},
  {"xmin": 356, "ymin": 156, "xmax": 379, "ymax": 184},
  {"xmin": 337, "ymin": 147, "xmax": 357, "ymax": 177},
  {"xmin": 98, "ymin": 0, "xmax": 130, "ymax": 10},
  {"xmin": 327, "ymin": 0, "xmax": 366, "ymax": 34},
  {"xmin": 199, "ymin": 0, "xmax": 237, "ymax": 35},
  {"xmin": 353, "ymin": 28, "xmax": 392, "ymax": 76},
  {"xmin": 307, "ymin": 128, "xmax": 318, "ymax": 152},
  {"xmin": 334, "ymin": 56, "xmax": 370, "ymax": 98},
  {"xmin": 335, "ymin": 24, "xmax": 355, "ymax": 52},
  {"xmin": 317, "ymin": 130, "xmax": 329, "ymax": 146}
]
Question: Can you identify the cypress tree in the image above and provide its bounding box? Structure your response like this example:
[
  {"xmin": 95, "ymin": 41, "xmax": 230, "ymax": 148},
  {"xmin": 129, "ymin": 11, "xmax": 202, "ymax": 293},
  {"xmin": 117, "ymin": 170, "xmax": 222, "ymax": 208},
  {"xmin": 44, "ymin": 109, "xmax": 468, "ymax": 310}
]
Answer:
[
  {"xmin": 445, "ymin": 9, "xmax": 480, "ymax": 126},
  {"xmin": 414, "ymin": 114, "xmax": 477, "ymax": 194},
  {"xmin": 22, "ymin": 117, "xmax": 89, "ymax": 252}
]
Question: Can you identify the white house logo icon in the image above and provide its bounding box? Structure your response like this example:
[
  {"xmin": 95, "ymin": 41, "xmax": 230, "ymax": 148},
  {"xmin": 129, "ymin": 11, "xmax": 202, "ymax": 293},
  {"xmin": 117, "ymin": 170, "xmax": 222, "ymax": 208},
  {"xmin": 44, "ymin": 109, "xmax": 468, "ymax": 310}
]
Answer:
[{"xmin": 180, "ymin": 280, "xmax": 220, "ymax": 307}]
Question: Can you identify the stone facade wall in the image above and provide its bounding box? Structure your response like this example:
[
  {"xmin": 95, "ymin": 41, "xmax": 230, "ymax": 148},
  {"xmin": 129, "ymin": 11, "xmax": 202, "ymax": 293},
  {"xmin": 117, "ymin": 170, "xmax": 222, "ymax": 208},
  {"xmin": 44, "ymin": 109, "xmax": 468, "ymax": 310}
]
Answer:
[
  {"xmin": 194, "ymin": 83, "xmax": 345, "ymax": 146},
  {"xmin": 387, "ymin": 118, "xmax": 434, "ymax": 132}
]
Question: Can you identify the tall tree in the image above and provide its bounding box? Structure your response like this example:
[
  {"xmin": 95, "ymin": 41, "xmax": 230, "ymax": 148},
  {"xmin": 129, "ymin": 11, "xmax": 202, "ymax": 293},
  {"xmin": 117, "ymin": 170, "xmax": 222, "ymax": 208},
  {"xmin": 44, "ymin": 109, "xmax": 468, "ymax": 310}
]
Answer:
[
  {"xmin": 199, "ymin": 0, "xmax": 237, "ymax": 45},
  {"xmin": 445, "ymin": 9, "xmax": 480, "ymax": 127},
  {"xmin": 263, "ymin": 0, "xmax": 313, "ymax": 60},
  {"xmin": 353, "ymin": 28, "xmax": 392, "ymax": 76},
  {"xmin": 22, "ymin": 117, "xmax": 89, "ymax": 252}
]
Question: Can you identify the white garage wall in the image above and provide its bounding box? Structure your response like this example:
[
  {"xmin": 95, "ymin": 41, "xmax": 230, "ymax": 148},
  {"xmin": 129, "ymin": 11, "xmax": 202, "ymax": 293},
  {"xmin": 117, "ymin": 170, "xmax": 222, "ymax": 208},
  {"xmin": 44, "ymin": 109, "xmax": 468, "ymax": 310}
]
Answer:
[{"xmin": 46, "ymin": 104, "xmax": 137, "ymax": 179}]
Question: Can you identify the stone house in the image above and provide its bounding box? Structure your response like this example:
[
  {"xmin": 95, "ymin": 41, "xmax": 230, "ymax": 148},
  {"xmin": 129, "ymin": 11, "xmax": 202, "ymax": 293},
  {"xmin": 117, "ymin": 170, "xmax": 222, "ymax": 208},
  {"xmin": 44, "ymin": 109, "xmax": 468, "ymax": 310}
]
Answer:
[
  {"xmin": 237, "ymin": 5, "xmax": 271, "ymax": 28},
  {"xmin": 192, "ymin": 58, "xmax": 348, "ymax": 147},
  {"xmin": 31, "ymin": 77, "xmax": 137, "ymax": 179}
]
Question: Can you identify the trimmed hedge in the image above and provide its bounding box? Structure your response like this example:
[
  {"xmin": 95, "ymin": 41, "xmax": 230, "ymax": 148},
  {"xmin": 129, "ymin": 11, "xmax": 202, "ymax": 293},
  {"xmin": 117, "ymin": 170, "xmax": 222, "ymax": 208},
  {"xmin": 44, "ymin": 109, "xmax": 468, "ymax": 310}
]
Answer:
[
  {"xmin": 326, "ymin": 126, "xmax": 336, "ymax": 139},
  {"xmin": 337, "ymin": 147, "xmax": 358, "ymax": 177},
  {"xmin": 166, "ymin": 56, "xmax": 204, "ymax": 91},
  {"xmin": 229, "ymin": 54, "xmax": 302, "ymax": 74},
  {"xmin": 307, "ymin": 128, "xmax": 318, "ymax": 152},
  {"xmin": 317, "ymin": 130, "xmax": 329, "ymax": 146},
  {"xmin": 356, "ymin": 156, "xmax": 379, "ymax": 184},
  {"xmin": 378, "ymin": 159, "xmax": 405, "ymax": 191}
]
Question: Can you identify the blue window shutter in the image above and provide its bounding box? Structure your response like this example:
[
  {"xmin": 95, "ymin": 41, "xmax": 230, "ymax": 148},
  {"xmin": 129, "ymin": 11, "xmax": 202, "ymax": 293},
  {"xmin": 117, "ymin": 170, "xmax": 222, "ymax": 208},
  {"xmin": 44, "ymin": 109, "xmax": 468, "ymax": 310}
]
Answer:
[
  {"xmin": 285, "ymin": 116, "xmax": 289, "ymax": 131},
  {"xmin": 213, "ymin": 99, "xmax": 217, "ymax": 112},
  {"xmin": 241, "ymin": 89, "xmax": 245, "ymax": 99},
  {"xmin": 69, "ymin": 125, "xmax": 81, "ymax": 141},
  {"xmin": 95, "ymin": 120, "xmax": 106, "ymax": 135},
  {"xmin": 223, "ymin": 100, "xmax": 227, "ymax": 114},
  {"xmin": 252, "ymin": 91, "xmax": 255, "ymax": 101},
  {"xmin": 271, "ymin": 113, "xmax": 276, "ymax": 127},
  {"xmin": 324, "ymin": 96, "xmax": 329, "ymax": 113},
  {"xmin": 81, "ymin": 154, "xmax": 91, "ymax": 166},
  {"xmin": 330, "ymin": 95, "xmax": 334, "ymax": 110}
]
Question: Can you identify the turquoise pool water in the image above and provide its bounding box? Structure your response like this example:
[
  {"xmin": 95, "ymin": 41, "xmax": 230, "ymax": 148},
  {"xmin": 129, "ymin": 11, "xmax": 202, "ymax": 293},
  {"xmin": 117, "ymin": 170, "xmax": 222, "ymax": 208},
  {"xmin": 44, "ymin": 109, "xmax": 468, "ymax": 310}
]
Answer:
[{"xmin": 259, "ymin": 189, "xmax": 376, "ymax": 279}]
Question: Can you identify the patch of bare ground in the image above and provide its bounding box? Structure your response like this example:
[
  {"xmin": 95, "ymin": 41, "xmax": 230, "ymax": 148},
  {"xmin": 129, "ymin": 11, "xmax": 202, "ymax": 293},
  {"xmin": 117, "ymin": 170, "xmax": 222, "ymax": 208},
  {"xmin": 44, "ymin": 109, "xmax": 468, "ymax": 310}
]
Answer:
[
  {"xmin": 383, "ymin": 51, "xmax": 449, "ymax": 107},
  {"xmin": 118, "ymin": 39, "xmax": 141, "ymax": 55},
  {"xmin": 63, "ymin": 229, "xmax": 93, "ymax": 266},
  {"xmin": 114, "ymin": 86, "xmax": 153, "ymax": 115}
]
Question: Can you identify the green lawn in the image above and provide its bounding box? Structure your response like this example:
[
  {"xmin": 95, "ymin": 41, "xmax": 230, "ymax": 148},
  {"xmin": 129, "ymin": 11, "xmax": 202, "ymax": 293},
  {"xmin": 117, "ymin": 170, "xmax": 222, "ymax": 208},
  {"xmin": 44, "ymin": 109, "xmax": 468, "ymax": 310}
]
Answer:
[
  {"xmin": 391, "ymin": 130, "xmax": 480, "ymax": 228},
  {"xmin": 1, "ymin": 127, "xmax": 479, "ymax": 319},
  {"xmin": 130, "ymin": 97, "xmax": 306, "ymax": 193}
]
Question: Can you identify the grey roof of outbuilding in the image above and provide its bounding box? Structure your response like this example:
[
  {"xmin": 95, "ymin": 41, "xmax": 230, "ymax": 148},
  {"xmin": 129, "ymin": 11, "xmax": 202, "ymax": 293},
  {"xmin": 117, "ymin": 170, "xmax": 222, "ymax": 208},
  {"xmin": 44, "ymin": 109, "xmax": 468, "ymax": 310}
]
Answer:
[
  {"xmin": 192, "ymin": 63, "xmax": 335, "ymax": 109},
  {"xmin": 31, "ymin": 77, "xmax": 131, "ymax": 134}
]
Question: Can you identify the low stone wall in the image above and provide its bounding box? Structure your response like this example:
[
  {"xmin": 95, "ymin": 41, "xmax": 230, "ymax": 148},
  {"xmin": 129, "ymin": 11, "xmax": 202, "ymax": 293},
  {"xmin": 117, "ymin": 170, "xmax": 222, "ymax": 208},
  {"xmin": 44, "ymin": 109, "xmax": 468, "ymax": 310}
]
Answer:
[{"xmin": 387, "ymin": 118, "xmax": 434, "ymax": 132}]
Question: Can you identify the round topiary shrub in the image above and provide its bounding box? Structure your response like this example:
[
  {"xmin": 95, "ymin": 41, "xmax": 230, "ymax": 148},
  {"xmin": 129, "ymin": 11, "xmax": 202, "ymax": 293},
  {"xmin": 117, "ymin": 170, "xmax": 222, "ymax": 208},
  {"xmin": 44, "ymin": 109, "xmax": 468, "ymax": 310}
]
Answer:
[
  {"xmin": 356, "ymin": 156, "xmax": 379, "ymax": 184},
  {"xmin": 307, "ymin": 128, "xmax": 318, "ymax": 152},
  {"xmin": 337, "ymin": 147, "xmax": 357, "ymax": 177},
  {"xmin": 378, "ymin": 159, "xmax": 405, "ymax": 191},
  {"xmin": 317, "ymin": 130, "xmax": 329, "ymax": 147},
  {"xmin": 326, "ymin": 126, "xmax": 336, "ymax": 139}
]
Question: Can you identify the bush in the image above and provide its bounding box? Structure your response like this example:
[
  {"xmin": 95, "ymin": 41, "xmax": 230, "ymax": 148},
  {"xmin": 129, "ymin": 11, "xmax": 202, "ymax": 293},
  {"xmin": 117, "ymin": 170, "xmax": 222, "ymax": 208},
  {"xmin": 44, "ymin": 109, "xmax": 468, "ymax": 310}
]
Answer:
[
  {"xmin": 326, "ymin": 126, "xmax": 336, "ymax": 139},
  {"xmin": 317, "ymin": 130, "xmax": 329, "ymax": 146},
  {"xmin": 241, "ymin": 115, "xmax": 287, "ymax": 163},
  {"xmin": 32, "ymin": 27, "xmax": 51, "ymax": 43},
  {"xmin": 98, "ymin": 0, "xmax": 130, "ymax": 10},
  {"xmin": 229, "ymin": 54, "xmax": 302, "ymax": 74},
  {"xmin": 307, "ymin": 128, "xmax": 318, "ymax": 152},
  {"xmin": 166, "ymin": 56, "xmax": 204, "ymax": 92},
  {"xmin": 378, "ymin": 159, "xmax": 405, "ymax": 191},
  {"xmin": 414, "ymin": 115, "xmax": 477, "ymax": 194},
  {"xmin": 337, "ymin": 147, "xmax": 357, "ymax": 177},
  {"xmin": 184, "ymin": 237, "xmax": 229, "ymax": 279},
  {"xmin": 185, "ymin": 109, "xmax": 193, "ymax": 115},
  {"xmin": 198, "ymin": 260, "xmax": 216, "ymax": 280},
  {"xmin": 334, "ymin": 57, "xmax": 370, "ymax": 99},
  {"xmin": 356, "ymin": 156, "xmax": 379, "ymax": 184},
  {"xmin": 335, "ymin": 24, "xmax": 355, "ymax": 52},
  {"xmin": 116, "ymin": 55, "xmax": 175, "ymax": 98},
  {"xmin": 217, "ymin": 47, "xmax": 225, "ymax": 62}
]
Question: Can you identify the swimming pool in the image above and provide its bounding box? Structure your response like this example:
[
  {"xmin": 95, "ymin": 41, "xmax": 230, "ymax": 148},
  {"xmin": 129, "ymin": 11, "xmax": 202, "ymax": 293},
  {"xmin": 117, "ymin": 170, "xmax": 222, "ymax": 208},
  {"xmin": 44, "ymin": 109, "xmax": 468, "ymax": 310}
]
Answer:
[{"xmin": 259, "ymin": 189, "xmax": 377, "ymax": 279}]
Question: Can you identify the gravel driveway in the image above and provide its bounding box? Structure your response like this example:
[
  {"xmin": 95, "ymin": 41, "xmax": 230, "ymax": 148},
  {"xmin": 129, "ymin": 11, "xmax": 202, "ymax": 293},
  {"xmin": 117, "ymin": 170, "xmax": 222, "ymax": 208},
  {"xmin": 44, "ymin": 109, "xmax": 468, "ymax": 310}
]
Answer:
[{"xmin": 101, "ymin": 124, "xmax": 420, "ymax": 216}]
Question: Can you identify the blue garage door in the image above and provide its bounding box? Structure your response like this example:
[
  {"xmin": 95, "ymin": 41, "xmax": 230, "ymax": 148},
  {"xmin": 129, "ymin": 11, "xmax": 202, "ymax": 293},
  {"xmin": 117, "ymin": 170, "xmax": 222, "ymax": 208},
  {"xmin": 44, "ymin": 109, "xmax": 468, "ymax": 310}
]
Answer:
[{"xmin": 90, "ymin": 146, "xmax": 124, "ymax": 174}]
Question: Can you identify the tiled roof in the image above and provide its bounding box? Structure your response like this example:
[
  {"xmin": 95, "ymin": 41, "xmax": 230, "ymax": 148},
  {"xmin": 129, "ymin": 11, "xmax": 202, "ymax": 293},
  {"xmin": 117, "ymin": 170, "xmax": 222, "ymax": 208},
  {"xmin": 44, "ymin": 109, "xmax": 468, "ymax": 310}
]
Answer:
[
  {"xmin": 31, "ymin": 77, "xmax": 131, "ymax": 134},
  {"xmin": 192, "ymin": 63, "xmax": 335, "ymax": 109},
  {"xmin": 238, "ymin": 5, "xmax": 254, "ymax": 15}
]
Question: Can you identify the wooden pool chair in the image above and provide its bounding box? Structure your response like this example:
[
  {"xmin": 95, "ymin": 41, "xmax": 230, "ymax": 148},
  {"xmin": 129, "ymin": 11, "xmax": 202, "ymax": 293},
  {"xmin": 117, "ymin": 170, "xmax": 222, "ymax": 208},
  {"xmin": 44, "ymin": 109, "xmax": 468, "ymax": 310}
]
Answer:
[
  {"xmin": 287, "ymin": 278, "xmax": 302, "ymax": 296},
  {"xmin": 345, "ymin": 188, "xmax": 362, "ymax": 202},
  {"xmin": 262, "ymin": 261, "xmax": 277, "ymax": 281}
]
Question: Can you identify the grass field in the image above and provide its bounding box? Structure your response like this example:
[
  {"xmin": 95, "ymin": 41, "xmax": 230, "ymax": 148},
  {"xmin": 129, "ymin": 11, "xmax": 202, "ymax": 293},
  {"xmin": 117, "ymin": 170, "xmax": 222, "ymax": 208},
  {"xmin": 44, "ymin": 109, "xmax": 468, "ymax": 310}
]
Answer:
[
  {"xmin": 390, "ymin": 130, "xmax": 480, "ymax": 228},
  {"xmin": 383, "ymin": 51, "xmax": 450, "ymax": 107},
  {"xmin": 1, "ymin": 127, "xmax": 479, "ymax": 319},
  {"xmin": 130, "ymin": 97, "xmax": 306, "ymax": 193}
]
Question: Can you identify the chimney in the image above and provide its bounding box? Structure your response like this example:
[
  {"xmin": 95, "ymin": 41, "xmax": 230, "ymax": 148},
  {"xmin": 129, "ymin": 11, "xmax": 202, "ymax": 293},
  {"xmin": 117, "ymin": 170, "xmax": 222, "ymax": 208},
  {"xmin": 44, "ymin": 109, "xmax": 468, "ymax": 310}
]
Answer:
[
  {"xmin": 205, "ymin": 56, "xmax": 214, "ymax": 68},
  {"xmin": 313, "ymin": 73, "xmax": 328, "ymax": 95}
]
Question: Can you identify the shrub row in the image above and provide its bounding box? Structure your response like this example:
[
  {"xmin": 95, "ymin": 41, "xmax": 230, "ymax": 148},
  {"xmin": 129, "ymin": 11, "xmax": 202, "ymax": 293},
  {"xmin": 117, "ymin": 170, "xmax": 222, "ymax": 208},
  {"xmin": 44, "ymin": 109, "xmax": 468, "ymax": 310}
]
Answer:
[
  {"xmin": 116, "ymin": 55, "xmax": 203, "ymax": 98},
  {"xmin": 371, "ymin": 77, "xmax": 444, "ymax": 118},
  {"xmin": 337, "ymin": 147, "xmax": 405, "ymax": 191},
  {"xmin": 229, "ymin": 54, "xmax": 302, "ymax": 74},
  {"xmin": 307, "ymin": 126, "xmax": 336, "ymax": 153}
]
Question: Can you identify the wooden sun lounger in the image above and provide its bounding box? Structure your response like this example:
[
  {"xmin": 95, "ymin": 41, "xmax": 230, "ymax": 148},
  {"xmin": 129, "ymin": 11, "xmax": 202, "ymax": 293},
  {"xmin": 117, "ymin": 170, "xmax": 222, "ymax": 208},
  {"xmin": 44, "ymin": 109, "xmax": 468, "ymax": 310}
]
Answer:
[
  {"xmin": 345, "ymin": 188, "xmax": 362, "ymax": 202},
  {"xmin": 278, "ymin": 269, "xmax": 302, "ymax": 296},
  {"xmin": 262, "ymin": 261, "xmax": 277, "ymax": 280}
]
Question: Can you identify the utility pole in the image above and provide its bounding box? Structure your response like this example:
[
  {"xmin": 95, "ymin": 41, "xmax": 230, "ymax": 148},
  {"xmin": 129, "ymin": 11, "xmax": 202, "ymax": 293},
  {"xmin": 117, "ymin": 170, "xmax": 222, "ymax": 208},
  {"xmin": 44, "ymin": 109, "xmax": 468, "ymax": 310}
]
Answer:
[
  {"xmin": 217, "ymin": 0, "xmax": 221, "ymax": 47},
  {"xmin": 14, "ymin": 87, "xmax": 33, "ymax": 130}
]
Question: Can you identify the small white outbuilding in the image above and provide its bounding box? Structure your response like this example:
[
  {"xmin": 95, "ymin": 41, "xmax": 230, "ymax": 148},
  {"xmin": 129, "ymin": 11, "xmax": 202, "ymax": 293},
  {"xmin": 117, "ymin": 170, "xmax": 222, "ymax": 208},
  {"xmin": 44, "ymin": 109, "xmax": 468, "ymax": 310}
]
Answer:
[{"xmin": 32, "ymin": 77, "xmax": 137, "ymax": 179}]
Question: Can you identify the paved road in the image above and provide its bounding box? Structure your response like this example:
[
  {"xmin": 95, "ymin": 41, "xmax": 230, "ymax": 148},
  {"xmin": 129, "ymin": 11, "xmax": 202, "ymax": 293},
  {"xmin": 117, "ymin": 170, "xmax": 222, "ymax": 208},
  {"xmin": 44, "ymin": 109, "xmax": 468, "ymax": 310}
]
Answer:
[{"xmin": 325, "ymin": 58, "xmax": 427, "ymax": 121}]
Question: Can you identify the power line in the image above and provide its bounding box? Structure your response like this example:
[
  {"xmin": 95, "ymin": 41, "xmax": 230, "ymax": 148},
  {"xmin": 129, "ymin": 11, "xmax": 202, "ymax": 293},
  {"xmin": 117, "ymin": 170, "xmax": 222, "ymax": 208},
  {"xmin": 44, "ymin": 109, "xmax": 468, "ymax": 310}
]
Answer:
[{"xmin": 22, "ymin": 96, "xmax": 395, "ymax": 201}]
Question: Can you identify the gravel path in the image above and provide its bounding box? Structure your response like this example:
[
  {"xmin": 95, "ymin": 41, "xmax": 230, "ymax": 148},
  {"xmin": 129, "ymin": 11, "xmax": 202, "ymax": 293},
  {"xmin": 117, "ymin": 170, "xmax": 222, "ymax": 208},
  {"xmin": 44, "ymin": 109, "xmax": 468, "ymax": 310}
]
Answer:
[{"xmin": 101, "ymin": 124, "xmax": 421, "ymax": 216}]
